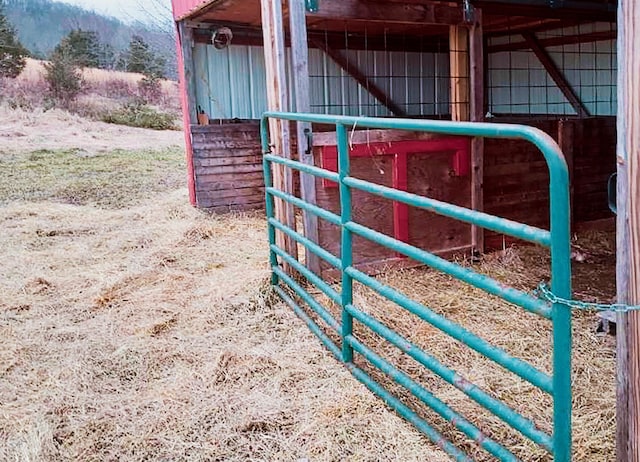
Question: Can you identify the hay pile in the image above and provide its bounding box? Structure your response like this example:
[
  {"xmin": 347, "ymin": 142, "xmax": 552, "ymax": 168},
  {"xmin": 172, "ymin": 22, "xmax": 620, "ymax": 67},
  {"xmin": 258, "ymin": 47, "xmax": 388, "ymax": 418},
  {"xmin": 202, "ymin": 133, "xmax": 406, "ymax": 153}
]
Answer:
[
  {"xmin": 0, "ymin": 189, "xmax": 454, "ymax": 461},
  {"xmin": 309, "ymin": 231, "xmax": 616, "ymax": 461}
]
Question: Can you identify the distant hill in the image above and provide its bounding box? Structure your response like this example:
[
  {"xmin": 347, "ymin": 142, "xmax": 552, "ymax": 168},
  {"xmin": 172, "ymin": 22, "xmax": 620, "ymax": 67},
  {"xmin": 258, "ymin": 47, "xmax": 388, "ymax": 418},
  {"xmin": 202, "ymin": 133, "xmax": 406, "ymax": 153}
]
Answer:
[{"xmin": 3, "ymin": 0, "xmax": 176, "ymax": 77}]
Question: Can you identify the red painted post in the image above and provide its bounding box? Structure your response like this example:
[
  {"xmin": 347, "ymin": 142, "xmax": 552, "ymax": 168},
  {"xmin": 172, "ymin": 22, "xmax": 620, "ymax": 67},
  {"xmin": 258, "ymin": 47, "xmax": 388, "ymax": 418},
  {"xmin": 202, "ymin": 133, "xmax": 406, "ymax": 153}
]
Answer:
[{"xmin": 392, "ymin": 153, "xmax": 410, "ymax": 245}]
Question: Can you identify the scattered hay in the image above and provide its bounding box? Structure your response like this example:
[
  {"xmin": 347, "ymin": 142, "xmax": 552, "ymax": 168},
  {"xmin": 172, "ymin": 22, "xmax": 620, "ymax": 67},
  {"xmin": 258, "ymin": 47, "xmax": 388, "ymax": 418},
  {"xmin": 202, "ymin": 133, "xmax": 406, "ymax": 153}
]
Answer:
[
  {"xmin": 309, "ymin": 232, "xmax": 616, "ymax": 461},
  {"xmin": 0, "ymin": 189, "xmax": 451, "ymax": 461}
]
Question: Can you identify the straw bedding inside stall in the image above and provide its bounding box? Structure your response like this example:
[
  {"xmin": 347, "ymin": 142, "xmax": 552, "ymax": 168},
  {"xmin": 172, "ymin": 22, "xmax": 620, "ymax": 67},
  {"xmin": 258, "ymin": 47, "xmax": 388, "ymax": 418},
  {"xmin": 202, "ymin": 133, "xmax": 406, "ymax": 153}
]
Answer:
[{"xmin": 298, "ymin": 230, "xmax": 617, "ymax": 461}]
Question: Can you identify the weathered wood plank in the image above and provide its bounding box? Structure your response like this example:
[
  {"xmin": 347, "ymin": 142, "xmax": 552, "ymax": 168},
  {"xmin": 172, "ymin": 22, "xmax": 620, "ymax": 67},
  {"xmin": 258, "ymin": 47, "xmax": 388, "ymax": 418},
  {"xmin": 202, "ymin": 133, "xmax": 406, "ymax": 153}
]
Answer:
[
  {"xmin": 450, "ymin": 26, "xmax": 470, "ymax": 122},
  {"xmin": 192, "ymin": 162, "xmax": 263, "ymax": 174},
  {"xmin": 312, "ymin": 129, "xmax": 441, "ymax": 146},
  {"xmin": 204, "ymin": 202, "xmax": 265, "ymax": 214},
  {"xmin": 192, "ymin": 155, "xmax": 262, "ymax": 167},
  {"xmin": 261, "ymin": 0, "xmax": 297, "ymax": 264},
  {"xmin": 199, "ymin": 192, "xmax": 267, "ymax": 207},
  {"xmin": 195, "ymin": 170, "xmax": 265, "ymax": 182},
  {"xmin": 307, "ymin": 0, "xmax": 464, "ymax": 25},
  {"xmin": 289, "ymin": 0, "xmax": 320, "ymax": 275},
  {"xmin": 617, "ymin": 1, "xmax": 640, "ymax": 458},
  {"xmin": 470, "ymin": 9, "xmax": 484, "ymax": 253},
  {"xmin": 196, "ymin": 187, "xmax": 265, "ymax": 201},
  {"xmin": 193, "ymin": 148, "xmax": 262, "ymax": 159},
  {"xmin": 179, "ymin": 22, "xmax": 197, "ymax": 124}
]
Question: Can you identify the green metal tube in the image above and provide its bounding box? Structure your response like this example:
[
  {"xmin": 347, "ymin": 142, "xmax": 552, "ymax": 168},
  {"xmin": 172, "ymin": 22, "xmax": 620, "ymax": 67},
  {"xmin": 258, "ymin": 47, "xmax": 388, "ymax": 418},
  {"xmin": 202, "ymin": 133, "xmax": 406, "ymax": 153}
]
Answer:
[
  {"xmin": 337, "ymin": 123, "xmax": 354, "ymax": 364},
  {"xmin": 264, "ymin": 153, "xmax": 340, "ymax": 183},
  {"xmin": 346, "ymin": 266, "xmax": 553, "ymax": 394},
  {"xmin": 262, "ymin": 156, "xmax": 279, "ymax": 286},
  {"xmin": 270, "ymin": 244, "xmax": 341, "ymax": 306},
  {"xmin": 549, "ymin": 144, "xmax": 573, "ymax": 461},
  {"xmin": 266, "ymin": 187, "xmax": 341, "ymax": 226},
  {"xmin": 346, "ymin": 221, "xmax": 551, "ymax": 319},
  {"xmin": 273, "ymin": 266, "xmax": 341, "ymax": 333},
  {"xmin": 347, "ymin": 335, "xmax": 519, "ymax": 461},
  {"xmin": 261, "ymin": 112, "xmax": 568, "ymax": 188},
  {"xmin": 343, "ymin": 176, "xmax": 552, "ymax": 247},
  {"xmin": 346, "ymin": 363, "xmax": 472, "ymax": 462},
  {"xmin": 268, "ymin": 218, "xmax": 342, "ymax": 269},
  {"xmin": 346, "ymin": 304, "xmax": 553, "ymax": 452},
  {"xmin": 273, "ymin": 284, "xmax": 342, "ymax": 358}
]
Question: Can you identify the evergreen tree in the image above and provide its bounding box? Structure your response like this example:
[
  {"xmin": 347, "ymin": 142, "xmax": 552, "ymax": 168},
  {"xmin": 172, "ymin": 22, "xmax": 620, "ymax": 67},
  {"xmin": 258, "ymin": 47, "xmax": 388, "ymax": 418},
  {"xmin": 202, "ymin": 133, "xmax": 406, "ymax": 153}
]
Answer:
[
  {"xmin": 0, "ymin": 6, "xmax": 28, "ymax": 78},
  {"xmin": 125, "ymin": 35, "xmax": 165, "ymax": 78},
  {"xmin": 53, "ymin": 29, "xmax": 100, "ymax": 68},
  {"xmin": 44, "ymin": 45, "xmax": 83, "ymax": 104},
  {"xmin": 97, "ymin": 42, "xmax": 116, "ymax": 70}
]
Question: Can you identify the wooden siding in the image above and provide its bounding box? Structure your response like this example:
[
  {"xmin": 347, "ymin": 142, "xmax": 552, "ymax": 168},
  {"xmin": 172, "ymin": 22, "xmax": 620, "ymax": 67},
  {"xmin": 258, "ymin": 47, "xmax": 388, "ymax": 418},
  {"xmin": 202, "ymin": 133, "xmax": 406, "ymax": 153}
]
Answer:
[
  {"xmin": 191, "ymin": 122, "xmax": 265, "ymax": 212},
  {"xmin": 313, "ymin": 140, "xmax": 472, "ymax": 273},
  {"xmin": 483, "ymin": 119, "xmax": 557, "ymax": 249},
  {"xmin": 572, "ymin": 117, "xmax": 617, "ymax": 223},
  {"xmin": 484, "ymin": 116, "xmax": 616, "ymax": 249},
  {"xmin": 191, "ymin": 117, "xmax": 616, "ymax": 266}
]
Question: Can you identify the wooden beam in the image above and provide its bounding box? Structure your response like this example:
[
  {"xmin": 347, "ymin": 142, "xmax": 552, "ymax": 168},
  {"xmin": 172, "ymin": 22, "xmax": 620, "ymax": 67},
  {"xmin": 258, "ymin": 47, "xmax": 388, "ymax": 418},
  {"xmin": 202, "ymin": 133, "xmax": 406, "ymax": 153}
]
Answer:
[
  {"xmin": 469, "ymin": 10, "xmax": 484, "ymax": 254},
  {"xmin": 311, "ymin": 38, "xmax": 407, "ymax": 117},
  {"xmin": 178, "ymin": 22, "xmax": 198, "ymax": 125},
  {"xmin": 484, "ymin": 18, "xmax": 586, "ymax": 37},
  {"xmin": 193, "ymin": 26, "xmax": 449, "ymax": 53},
  {"xmin": 261, "ymin": 0, "xmax": 298, "ymax": 264},
  {"xmin": 289, "ymin": 0, "xmax": 320, "ymax": 275},
  {"xmin": 558, "ymin": 119, "xmax": 575, "ymax": 231},
  {"xmin": 616, "ymin": 0, "xmax": 640, "ymax": 460},
  {"xmin": 522, "ymin": 32, "xmax": 590, "ymax": 118},
  {"xmin": 307, "ymin": 0, "xmax": 464, "ymax": 25},
  {"xmin": 177, "ymin": 20, "xmax": 198, "ymax": 207},
  {"xmin": 488, "ymin": 30, "xmax": 616, "ymax": 53},
  {"xmin": 450, "ymin": 26, "xmax": 470, "ymax": 122}
]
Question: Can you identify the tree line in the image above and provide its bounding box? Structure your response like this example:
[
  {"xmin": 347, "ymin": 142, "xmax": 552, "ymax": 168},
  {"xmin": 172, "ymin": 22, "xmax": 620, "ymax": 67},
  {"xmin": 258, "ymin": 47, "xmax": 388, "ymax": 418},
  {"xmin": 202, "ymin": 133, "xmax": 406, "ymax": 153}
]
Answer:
[{"xmin": 1, "ymin": 7, "xmax": 168, "ymax": 103}]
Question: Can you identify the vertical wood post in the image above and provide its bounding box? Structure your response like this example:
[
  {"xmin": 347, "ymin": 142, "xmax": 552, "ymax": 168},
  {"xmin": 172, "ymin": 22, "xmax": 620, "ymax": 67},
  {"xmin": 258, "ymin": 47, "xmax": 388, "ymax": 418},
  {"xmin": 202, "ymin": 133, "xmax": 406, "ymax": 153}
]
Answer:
[
  {"xmin": 449, "ymin": 26, "xmax": 470, "ymax": 122},
  {"xmin": 469, "ymin": 10, "xmax": 484, "ymax": 254},
  {"xmin": 452, "ymin": 17, "xmax": 484, "ymax": 255},
  {"xmin": 616, "ymin": 0, "xmax": 640, "ymax": 460},
  {"xmin": 177, "ymin": 21, "xmax": 197, "ymax": 206},
  {"xmin": 261, "ymin": 0, "xmax": 298, "ymax": 265},
  {"xmin": 558, "ymin": 119, "xmax": 575, "ymax": 231},
  {"xmin": 289, "ymin": 0, "xmax": 320, "ymax": 275}
]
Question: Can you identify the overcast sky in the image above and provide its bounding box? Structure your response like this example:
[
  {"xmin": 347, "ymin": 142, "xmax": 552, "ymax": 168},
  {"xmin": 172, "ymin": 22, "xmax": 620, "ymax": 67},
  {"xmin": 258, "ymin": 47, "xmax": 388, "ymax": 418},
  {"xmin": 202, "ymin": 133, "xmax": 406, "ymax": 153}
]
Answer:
[{"xmin": 58, "ymin": 0, "xmax": 173, "ymax": 24}]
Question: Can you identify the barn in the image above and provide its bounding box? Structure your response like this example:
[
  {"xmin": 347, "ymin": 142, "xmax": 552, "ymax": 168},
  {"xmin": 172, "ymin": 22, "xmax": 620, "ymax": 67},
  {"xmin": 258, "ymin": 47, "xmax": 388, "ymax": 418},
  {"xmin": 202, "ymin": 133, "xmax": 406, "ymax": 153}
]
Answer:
[{"xmin": 170, "ymin": 0, "xmax": 640, "ymax": 460}]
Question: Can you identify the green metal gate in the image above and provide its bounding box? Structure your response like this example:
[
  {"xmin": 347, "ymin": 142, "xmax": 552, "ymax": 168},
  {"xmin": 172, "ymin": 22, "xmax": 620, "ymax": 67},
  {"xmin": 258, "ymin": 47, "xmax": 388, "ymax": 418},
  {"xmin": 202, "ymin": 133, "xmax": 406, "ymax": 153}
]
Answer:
[{"xmin": 260, "ymin": 112, "xmax": 572, "ymax": 461}]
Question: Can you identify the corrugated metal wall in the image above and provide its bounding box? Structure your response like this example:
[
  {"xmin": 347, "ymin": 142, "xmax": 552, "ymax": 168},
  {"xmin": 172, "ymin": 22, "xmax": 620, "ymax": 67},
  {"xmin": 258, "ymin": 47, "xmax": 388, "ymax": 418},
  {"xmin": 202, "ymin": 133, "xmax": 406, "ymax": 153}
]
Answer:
[
  {"xmin": 194, "ymin": 22, "xmax": 616, "ymax": 120},
  {"xmin": 193, "ymin": 43, "xmax": 450, "ymax": 120},
  {"xmin": 487, "ymin": 22, "xmax": 616, "ymax": 116}
]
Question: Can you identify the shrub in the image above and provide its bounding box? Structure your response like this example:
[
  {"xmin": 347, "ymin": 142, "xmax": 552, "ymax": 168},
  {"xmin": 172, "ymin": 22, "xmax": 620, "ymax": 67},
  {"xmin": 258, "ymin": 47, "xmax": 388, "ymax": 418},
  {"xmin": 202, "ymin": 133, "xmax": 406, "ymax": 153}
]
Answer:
[
  {"xmin": 0, "ymin": 8, "xmax": 28, "ymax": 79},
  {"xmin": 101, "ymin": 101, "xmax": 177, "ymax": 130},
  {"xmin": 44, "ymin": 51, "xmax": 83, "ymax": 105},
  {"xmin": 138, "ymin": 74, "xmax": 162, "ymax": 104}
]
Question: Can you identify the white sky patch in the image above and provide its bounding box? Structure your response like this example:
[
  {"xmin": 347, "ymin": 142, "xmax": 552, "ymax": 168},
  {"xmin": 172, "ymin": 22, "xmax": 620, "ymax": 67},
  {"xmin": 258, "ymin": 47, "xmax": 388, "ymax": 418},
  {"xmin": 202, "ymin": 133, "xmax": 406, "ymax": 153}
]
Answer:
[{"xmin": 58, "ymin": 0, "xmax": 173, "ymax": 24}]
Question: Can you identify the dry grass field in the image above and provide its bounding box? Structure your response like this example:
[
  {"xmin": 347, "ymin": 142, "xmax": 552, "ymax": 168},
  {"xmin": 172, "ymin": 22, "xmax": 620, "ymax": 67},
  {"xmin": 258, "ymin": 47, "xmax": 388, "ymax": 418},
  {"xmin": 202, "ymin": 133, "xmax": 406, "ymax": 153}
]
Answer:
[{"xmin": 0, "ymin": 108, "xmax": 453, "ymax": 461}]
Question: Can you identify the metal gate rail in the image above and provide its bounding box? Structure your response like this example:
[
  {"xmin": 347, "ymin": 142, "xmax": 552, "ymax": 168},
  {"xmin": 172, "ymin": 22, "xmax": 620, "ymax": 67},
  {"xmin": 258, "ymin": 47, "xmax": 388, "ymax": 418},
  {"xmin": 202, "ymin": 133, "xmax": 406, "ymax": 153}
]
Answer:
[{"xmin": 260, "ymin": 112, "xmax": 571, "ymax": 461}]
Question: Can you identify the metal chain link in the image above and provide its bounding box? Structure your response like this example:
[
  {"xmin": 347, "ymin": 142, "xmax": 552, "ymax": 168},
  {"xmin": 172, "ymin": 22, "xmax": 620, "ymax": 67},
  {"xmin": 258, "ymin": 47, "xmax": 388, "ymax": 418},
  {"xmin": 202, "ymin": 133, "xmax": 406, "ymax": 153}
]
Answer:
[{"xmin": 535, "ymin": 282, "xmax": 640, "ymax": 313}]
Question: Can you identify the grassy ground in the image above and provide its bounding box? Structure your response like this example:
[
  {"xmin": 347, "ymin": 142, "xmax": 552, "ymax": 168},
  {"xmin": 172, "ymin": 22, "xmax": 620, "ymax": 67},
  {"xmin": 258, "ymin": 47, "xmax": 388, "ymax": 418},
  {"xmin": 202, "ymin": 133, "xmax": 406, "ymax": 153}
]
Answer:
[
  {"xmin": 0, "ymin": 143, "xmax": 451, "ymax": 461},
  {"xmin": 0, "ymin": 148, "xmax": 185, "ymax": 207}
]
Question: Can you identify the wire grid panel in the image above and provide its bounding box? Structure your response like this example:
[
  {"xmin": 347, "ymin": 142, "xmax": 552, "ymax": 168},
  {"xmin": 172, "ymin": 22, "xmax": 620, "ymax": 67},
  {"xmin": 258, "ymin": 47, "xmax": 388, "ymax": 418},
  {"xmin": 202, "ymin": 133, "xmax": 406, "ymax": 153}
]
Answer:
[{"xmin": 487, "ymin": 21, "xmax": 617, "ymax": 117}]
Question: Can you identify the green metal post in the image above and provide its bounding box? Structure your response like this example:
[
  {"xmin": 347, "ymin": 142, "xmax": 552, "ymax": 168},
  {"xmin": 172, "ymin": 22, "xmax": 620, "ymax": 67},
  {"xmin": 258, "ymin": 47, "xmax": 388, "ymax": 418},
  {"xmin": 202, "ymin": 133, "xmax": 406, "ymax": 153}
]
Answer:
[
  {"xmin": 549, "ymin": 148, "xmax": 573, "ymax": 462},
  {"xmin": 261, "ymin": 118, "xmax": 279, "ymax": 286},
  {"xmin": 337, "ymin": 123, "xmax": 353, "ymax": 363}
]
